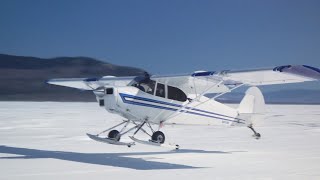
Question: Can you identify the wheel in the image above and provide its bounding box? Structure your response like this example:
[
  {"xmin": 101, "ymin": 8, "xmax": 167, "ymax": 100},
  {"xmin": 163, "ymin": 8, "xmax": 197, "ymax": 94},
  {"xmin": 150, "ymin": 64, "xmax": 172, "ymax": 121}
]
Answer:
[
  {"xmin": 108, "ymin": 130, "xmax": 121, "ymax": 141},
  {"xmin": 151, "ymin": 131, "xmax": 165, "ymax": 144}
]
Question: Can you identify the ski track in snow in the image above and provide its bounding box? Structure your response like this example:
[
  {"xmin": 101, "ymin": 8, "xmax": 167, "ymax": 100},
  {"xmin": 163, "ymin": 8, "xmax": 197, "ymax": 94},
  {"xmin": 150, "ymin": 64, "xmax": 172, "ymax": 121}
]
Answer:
[{"xmin": 0, "ymin": 102, "xmax": 320, "ymax": 180}]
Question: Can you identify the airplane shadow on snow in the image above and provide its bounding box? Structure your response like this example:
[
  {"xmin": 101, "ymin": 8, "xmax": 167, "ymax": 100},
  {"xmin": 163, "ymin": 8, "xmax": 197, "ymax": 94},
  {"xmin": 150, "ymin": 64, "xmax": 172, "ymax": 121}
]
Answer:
[{"xmin": 0, "ymin": 145, "xmax": 239, "ymax": 170}]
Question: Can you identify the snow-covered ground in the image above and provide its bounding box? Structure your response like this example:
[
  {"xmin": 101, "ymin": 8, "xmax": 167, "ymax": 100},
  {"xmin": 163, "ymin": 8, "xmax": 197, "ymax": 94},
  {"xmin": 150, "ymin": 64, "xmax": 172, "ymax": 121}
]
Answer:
[{"xmin": 0, "ymin": 102, "xmax": 319, "ymax": 180}]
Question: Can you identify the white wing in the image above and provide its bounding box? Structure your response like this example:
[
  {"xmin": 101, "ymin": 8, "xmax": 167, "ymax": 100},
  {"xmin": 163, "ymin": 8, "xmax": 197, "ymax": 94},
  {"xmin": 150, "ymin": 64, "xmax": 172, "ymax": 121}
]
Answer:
[
  {"xmin": 217, "ymin": 65, "xmax": 320, "ymax": 86},
  {"xmin": 47, "ymin": 76, "xmax": 135, "ymax": 90}
]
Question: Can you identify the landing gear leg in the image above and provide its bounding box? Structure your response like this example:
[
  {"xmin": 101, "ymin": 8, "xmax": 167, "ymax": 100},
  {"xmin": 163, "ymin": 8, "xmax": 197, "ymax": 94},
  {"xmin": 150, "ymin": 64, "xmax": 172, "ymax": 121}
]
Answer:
[
  {"xmin": 97, "ymin": 121, "xmax": 127, "ymax": 137},
  {"xmin": 248, "ymin": 124, "xmax": 261, "ymax": 139}
]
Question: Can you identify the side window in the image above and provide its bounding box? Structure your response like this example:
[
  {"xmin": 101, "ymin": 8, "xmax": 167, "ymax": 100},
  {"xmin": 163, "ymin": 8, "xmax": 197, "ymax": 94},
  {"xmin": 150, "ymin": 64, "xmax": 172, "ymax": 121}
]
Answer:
[
  {"xmin": 167, "ymin": 86, "xmax": 187, "ymax": 102},
  {"xmin": 133, "ymin": 80, "xmax": 156, "ymax": 95},
  {"xmin": 144, "ymin": 81, "xmax": 155, "ymax": 95},
  {"xmin": 156, "ymin": 83, "xmax": 165, "ymax": 98}
]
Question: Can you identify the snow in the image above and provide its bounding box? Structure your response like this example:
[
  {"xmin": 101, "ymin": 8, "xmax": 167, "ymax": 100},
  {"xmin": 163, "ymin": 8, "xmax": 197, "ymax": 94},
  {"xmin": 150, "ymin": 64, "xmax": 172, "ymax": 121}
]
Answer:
[{"xmin": 0, "ymin": 102, "xmax": 320, "ymax": 179}]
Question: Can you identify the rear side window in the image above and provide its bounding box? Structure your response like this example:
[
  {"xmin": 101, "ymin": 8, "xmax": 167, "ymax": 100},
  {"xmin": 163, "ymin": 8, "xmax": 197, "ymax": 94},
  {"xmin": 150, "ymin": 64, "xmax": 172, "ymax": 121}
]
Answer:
[
  {"xmin": 156, "ymin": 83, "xmax": 165, "ymax": 98},
  {"xmin": 167, "ymin": 86, "xmax": 187, "ymax": 102}
]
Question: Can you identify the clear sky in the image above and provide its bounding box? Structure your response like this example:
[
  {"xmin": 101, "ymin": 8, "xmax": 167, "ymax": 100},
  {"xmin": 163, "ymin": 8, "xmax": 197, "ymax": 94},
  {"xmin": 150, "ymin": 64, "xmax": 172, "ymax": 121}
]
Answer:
[{"xmin": 1, "ymin": 0, "xmax": 320, "ymax": 76}]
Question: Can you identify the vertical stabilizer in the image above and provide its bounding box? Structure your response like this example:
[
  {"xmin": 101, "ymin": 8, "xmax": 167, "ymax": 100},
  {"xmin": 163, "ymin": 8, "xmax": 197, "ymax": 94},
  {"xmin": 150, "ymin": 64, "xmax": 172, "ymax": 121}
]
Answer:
[{"xmin": 237, "ymin": 87, "xmax": 265, "ymax": 125}]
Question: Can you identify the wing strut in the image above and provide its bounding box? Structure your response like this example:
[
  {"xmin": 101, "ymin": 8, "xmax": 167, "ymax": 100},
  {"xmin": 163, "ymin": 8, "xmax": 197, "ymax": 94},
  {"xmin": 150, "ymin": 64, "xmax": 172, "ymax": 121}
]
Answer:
[
  {"xmin": 165, "ymin": 80, "xmax": 242, "ymax": 122},
  {"xmin": 165, "ymin": 80, "xmax": 224, "ymax": 121}
]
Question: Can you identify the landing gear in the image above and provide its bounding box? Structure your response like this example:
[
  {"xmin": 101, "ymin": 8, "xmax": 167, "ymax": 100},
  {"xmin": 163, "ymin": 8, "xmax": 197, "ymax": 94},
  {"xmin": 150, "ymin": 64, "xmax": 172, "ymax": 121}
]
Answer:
[
  {"xmin": 108, "ymin": 130, "xmax": 121, "ymax": 141},
  {"xmin": 151, "ymin": 131, "xmax": 165, "ymax": 144},
  {"xmin": 88, "ymin": 120, "xmax": 179, "ymax": 149},
  {"xmin": 128, "ymin": 121, "xmax": 179, "ymax": 149},
  {"xmin": 87, "ymin": 120, "xmax": 135, "ymax": 147},
  {"xmin": 248, "ymin": 124, "xmax": 261, "ymax": 139}
]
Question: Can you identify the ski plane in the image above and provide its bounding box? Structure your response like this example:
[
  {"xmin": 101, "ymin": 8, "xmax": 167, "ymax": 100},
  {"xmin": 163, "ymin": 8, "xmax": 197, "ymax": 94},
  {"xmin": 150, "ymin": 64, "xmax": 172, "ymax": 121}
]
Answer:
[{"xmin": 47, "ymin": 65, "xmax": 320, "ymax": 149}]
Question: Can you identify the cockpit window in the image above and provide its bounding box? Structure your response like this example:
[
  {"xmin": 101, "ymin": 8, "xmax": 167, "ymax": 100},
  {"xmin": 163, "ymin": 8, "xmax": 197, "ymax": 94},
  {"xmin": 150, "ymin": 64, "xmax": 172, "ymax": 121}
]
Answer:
[
  {"xmin": 132, "ymin": 79, "xmax": 186, "ymax": 102},
  {"xmin": 132, "ymin": 80, "xmax": 156, "ymax": 95},
  {"xmin": 156, "ymin": 83, "xmax": 165, "ymax": 98},
  {"xmin": 168, "ymin": 85, "xmax": 187, "ymax": 102}
]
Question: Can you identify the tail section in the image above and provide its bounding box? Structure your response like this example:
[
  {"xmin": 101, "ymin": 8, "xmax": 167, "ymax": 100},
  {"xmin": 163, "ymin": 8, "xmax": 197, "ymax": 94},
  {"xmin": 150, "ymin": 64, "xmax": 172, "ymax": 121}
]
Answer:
[{"xmin": 237, "ymin": 87, "xmax": 265, "ymax": 126}]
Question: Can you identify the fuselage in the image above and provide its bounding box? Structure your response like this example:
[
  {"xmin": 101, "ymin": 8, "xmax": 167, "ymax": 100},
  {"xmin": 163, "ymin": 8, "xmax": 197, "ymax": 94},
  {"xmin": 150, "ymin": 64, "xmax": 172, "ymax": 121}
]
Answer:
[{"xmin": 100, "ymin": 85, "xmax": 245, "ymax": 126}]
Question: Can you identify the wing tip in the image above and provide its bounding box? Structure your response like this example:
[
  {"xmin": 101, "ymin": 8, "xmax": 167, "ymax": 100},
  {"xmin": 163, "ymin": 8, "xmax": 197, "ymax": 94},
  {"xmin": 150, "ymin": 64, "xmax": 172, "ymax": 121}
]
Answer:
[
  {"xmin": 45, "ymin": 79, "xmax": 54, "ymax": 85},
  {"xmin": 273, "ymin": 65, "xmax": 320, "ymax": 80},
  {"xmin": 302, "ymin": 65, "xmax": 320, "ymax": 74}
]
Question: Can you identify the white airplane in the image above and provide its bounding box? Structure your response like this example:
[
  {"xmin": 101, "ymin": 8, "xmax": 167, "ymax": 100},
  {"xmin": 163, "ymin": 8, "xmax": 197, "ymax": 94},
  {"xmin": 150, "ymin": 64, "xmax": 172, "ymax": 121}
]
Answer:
[{"xmin": 47, "ymin": 65, "xmax": 320, "ymax": 149}]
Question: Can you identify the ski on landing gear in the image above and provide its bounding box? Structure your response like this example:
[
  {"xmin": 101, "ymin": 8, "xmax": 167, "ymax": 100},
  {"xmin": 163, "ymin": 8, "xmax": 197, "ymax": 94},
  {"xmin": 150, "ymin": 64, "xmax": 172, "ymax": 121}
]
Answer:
[
  {"xmin": 129, "ymin": 136, "xmax": 179, "ymax": 150},
  {"xmin": 86, "ymin": 133, "xmax": 135, "ymax": 147},
  {"xmin": 129, "ymin": 121, "xmax": 180, "ymax": 149},
  {"xmin": 86, "ymin": 120, "xmax": 137, "ymax": 147}
]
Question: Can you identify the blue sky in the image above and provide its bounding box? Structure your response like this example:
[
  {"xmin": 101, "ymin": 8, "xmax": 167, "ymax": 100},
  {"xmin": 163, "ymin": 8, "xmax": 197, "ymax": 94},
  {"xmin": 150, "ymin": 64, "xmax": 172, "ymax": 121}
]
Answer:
[{"xmin": 1, "ymin": 0, "xmax": 320, "ymax": 78}]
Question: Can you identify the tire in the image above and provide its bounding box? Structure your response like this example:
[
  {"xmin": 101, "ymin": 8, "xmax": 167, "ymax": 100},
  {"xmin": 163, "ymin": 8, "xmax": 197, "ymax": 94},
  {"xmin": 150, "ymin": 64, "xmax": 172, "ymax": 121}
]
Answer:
[
  {"xmin": 108, "ymin": 130, "xmax": 121, "ymax": 141},
  {"xmin": 151, "ymin": 131, "xmax": 165, "ymax": 144}
]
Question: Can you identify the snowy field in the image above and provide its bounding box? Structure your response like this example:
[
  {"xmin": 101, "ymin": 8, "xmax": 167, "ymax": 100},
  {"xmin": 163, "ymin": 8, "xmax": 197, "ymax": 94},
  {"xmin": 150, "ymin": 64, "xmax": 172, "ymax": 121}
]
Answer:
[{"xmin": 0, "ymin": 102, "xmax": 320, "ymax": 180}]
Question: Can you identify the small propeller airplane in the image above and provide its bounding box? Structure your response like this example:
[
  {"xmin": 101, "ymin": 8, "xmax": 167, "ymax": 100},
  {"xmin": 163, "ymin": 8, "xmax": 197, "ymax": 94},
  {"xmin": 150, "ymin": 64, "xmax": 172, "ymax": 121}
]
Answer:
[{"xmin": 47, "ymin": 65, "xmax": 320, "ymax": 149}]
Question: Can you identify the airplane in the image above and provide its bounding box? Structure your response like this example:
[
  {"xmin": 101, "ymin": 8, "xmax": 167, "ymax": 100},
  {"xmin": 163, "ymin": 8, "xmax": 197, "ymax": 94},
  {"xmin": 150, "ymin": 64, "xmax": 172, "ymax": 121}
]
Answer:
[{"xmin": 47, "ymin": 65, "xmax": 320, "ymax": 149}]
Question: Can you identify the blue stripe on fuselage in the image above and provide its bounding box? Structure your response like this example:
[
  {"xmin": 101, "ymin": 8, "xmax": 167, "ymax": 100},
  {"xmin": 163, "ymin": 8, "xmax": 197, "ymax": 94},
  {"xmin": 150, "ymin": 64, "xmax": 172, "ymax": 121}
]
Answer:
[
  {"xmin": 120, "ymin": 93, "xmax": 244, "ymax": 122},
  {"xmin": 119, "ymin": 93, "xmax": 245, "ymax": 124}
]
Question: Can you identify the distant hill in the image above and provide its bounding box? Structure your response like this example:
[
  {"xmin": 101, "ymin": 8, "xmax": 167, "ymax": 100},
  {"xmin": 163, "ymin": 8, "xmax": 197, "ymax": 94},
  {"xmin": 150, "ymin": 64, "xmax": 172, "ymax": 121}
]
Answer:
[
  {"xmin": 0, "ymin": 54, "xmax": 146, "ymax": 101},
  {"xmin": 1, "ymin": 54, "xmax": 319, "ymax": 103}
]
